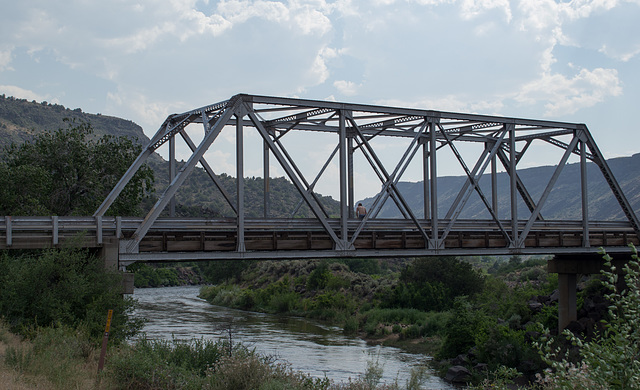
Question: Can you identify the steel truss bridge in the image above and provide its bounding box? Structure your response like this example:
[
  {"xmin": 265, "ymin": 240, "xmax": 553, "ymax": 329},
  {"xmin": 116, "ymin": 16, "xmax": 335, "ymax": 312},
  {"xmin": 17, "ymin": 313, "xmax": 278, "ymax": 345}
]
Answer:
[{"xmin": 2, "ymin": 94, "xmax": 638, "ymax": 266}]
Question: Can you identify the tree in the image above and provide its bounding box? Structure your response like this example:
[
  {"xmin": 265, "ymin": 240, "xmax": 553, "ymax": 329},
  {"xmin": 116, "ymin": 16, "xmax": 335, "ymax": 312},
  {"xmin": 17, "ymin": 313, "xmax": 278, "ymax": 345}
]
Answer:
[
  {"xmin": 0, "ymin": 247, "xmax": 144, "ymax": 343},
  {"xmin": 535, "ymin": 245, "xmax": 640, "ymax": 389},
  {"xmin": 0, "ymin": 119, "xmax": 154, "ymax": 216},
  {"xmin": 386, "ymin": 256, "xmax": 485, "ymax": 311}
]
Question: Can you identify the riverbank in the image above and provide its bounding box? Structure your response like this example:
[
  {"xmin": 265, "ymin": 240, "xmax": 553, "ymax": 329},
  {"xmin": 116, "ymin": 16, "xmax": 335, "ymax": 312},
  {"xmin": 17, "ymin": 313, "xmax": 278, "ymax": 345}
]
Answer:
[
  {"xmin": 133, "ymin": 285, "xmax": 455, "ymax": 388},
  {"xmin": 0, "ymin": 305, "xmax": 452, "ymax": 390}
]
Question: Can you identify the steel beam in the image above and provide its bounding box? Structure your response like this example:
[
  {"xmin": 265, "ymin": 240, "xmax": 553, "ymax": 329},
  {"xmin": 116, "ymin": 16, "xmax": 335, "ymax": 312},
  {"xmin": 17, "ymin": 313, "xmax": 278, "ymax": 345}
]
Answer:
[{"xmin": 86, "ymin": 94, "xmax": 638, "ymax": 260}]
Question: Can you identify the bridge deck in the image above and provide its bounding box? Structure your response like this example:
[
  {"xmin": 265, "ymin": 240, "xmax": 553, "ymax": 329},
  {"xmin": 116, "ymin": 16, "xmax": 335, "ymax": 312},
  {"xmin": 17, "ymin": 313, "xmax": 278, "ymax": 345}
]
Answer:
[{"xmin": 2, "ymin": 217, "xmax": 637, "ymax": 263}]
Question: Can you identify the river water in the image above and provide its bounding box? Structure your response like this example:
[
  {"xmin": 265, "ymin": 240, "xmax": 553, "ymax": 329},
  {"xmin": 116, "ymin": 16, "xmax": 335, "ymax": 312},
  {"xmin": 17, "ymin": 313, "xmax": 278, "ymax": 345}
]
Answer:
[{"xmin": 133, "ymin": 285, "xmax": 457, "ymax": 389}]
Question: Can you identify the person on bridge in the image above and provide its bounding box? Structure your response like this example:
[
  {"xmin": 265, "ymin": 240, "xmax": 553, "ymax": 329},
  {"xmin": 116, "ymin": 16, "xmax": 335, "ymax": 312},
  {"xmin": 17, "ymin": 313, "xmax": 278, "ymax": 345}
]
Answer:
[{"xmin": 356, "ymin": 203, "xmax": 367, "ymax": 220}]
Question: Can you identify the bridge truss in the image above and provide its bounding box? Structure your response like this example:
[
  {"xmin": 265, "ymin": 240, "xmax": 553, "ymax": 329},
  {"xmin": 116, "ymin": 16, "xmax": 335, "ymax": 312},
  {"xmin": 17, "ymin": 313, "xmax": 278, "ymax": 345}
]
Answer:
[{"xmin": 91, "ymin": 94, "xmax": 639, "ymax": 263}]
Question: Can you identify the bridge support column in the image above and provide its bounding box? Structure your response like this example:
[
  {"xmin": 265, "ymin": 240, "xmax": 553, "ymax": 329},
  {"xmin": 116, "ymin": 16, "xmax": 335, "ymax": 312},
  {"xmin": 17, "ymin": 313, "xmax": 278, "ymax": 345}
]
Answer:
[
  {"xmin": 99, "ymin": 238, "xmax": 134, "ymax": 294},
  {"xmin": 548, "ymin": 254, "xmax": 605, "ymax": 330},
  {"xmin": 557, "ymin": 273, "xmax": 577, "ymax": 331},
  {"xmin": 100, "ymin": 237, "xmax": 119, "ymax": 271}
]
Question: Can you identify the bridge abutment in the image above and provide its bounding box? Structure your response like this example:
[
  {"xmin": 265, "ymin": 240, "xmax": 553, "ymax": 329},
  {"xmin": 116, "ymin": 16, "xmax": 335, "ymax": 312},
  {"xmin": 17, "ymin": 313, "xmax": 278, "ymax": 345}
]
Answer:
[{"xmin": 99, "ymin": 237, "xmax": 134, "ymax": 294}]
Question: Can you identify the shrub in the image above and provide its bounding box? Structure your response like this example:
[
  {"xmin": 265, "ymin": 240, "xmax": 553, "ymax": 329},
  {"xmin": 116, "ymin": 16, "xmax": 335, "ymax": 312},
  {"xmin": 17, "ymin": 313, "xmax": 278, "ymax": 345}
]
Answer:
[
  {"xmin": 108, "ymin": 337, "xmax": 229, "ymax": 389},
  {"xmin": 0, "ymin": 247, "xmax": 142, "ymax": 343},
  {"xmin": 437, "ymin": 297, "xmax": 486, "ymax": 359},
  {"xmin": 535, "ymin": 245, "xmax": 640, "ymax": 389},
  {"xmin": 308, "ymin": 262, "xmax": 331, "ymax": 290}
]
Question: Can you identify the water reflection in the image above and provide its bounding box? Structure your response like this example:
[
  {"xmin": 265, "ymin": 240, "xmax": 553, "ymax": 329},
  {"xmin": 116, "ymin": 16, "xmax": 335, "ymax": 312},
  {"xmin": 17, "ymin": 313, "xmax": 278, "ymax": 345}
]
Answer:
[{"xmin": 133, "ymin": 285, "xmax": 456, "ymax": 389}]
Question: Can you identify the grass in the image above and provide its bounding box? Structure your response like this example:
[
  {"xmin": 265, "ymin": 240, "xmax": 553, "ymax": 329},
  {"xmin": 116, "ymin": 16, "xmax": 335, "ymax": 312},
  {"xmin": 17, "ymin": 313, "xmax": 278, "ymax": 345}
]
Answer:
[
  {"xmin": 0, "ymin": 322, "xmax": 114, "ymax": 390},
  {"xmin": 0, "ymin": 320, "xmax": 435, "ymax": 390}
]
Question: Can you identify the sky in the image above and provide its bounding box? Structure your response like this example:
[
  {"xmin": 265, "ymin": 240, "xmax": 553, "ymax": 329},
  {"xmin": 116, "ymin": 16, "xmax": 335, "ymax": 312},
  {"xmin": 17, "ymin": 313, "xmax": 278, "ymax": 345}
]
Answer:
[{"xmin": 1, "ymin": 0, "xmax": 639, "ymax": 201}]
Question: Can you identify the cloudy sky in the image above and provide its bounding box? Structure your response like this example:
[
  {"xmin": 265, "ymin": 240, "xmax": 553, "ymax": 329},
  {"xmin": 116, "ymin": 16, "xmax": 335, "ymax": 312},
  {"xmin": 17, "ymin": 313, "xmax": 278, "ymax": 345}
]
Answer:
[{"xmin": 1, "ymin": 0, "xmax": 639, "ymax": 200}]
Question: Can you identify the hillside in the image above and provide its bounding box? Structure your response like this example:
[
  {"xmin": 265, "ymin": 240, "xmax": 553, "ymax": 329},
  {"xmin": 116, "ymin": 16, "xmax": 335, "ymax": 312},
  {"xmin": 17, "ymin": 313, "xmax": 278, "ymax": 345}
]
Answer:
[
  {"xmin": 361, "ymin": 153, "xmax": 640, "ymax": 221},
  {"xmin": 0, "ymin": 95, "xmax": 148, "ymax": 151},
  {"xmin": 0, "ymin": 95, "xmax": 339, "ymax": 218}
]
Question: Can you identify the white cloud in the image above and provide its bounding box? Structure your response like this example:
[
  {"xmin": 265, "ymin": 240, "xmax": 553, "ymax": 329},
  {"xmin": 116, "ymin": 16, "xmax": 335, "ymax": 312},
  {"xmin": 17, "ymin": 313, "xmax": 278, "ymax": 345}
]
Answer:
[
  {"xmin": 515, "ymin": 67, "xmax": 622, "ymax": 116},
  {"xmin": 333, "ymin": 80, "xmax": 359, "ymax": 96},
  {"xmin": 294, "ymin": 8, "xmax": 333, "ymax": 35},
  {"xmin": 0, "ymin": 49, "xmax": 13, "ymax": 71},
  {"xmin": 102, "ymin": 23, "xmax": 178, "ymax": 54},
  {"xmin": 461, "ymin": 0, "xmax": 512, "ymax": 22},
  {"xmin": 376, "ymin": 95, "xmax": 503, "ymax": 116},
  {"xmin": 308, "ymin": 46, "xmax": 339, "ymax": 85},
  {"xmin": 106, "ymin": 89, "xmax": 180, "ymax": 131},
  {"xmin": 599, "ymin": 44, "xmax": 640, "ymax": 62},
  {"xmin": 217, "ymin": 0, "xmax": 290, "ymax": 24}
]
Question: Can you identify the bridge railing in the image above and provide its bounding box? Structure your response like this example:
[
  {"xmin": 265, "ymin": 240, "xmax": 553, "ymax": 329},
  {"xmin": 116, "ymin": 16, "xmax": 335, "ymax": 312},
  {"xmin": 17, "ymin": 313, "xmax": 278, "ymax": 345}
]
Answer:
[{"xmin": 2, "ymin": 216, "xmax": 637, "ymax": 256}]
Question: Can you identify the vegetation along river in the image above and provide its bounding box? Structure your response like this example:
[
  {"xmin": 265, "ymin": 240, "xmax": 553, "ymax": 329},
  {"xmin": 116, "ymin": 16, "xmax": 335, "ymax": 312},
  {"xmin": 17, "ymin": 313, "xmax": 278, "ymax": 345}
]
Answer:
[{"xmin": 133, "ymin": 285, "xmax": 457, "ymax": 389}]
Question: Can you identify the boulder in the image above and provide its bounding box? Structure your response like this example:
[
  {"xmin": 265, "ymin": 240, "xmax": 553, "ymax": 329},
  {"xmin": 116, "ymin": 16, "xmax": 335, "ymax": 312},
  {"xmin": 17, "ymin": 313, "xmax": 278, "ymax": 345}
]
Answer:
[
  {"xmin": 451, "ymin": 354, "xmax": 470, "ymax": 366},
  {"xmin": 445, "ymin": 365, "xmax": 472, "ymax": 383},
  {"xmin": 528, "ymin": 300, "xmax": 543, "ymax": 312}
]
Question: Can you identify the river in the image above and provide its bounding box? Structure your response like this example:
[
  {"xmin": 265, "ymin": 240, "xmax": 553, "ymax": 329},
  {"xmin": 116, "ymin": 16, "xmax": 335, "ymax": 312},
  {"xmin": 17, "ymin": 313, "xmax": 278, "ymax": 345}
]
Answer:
[{"xmin": 133, "ymin": 285, "xmax": 457, "ymax": 389}]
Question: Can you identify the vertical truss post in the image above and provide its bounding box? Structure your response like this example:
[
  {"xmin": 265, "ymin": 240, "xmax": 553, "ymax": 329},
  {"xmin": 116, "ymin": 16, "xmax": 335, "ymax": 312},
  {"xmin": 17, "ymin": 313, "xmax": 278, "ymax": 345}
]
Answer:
[
  {"xmin": 580, "ymin": 137, "xmax": 590, "ymax": 247},
  {"xmin": 5, "ymin": 216, "xmax": 11, "ymax": 247},
  {"xmin": 429, "ymin": 117, "xmax": 439, "ymax": 248},
  {"xmin": 236, "ymin": 110, "xmax": 246, "ymax": 252},
  {"xmin": 491, "ymin": 151, "xmax": 498, "ymax": 218},
  {"xmin": 339, "ymin": 110, "xmax": 349, "ymax": 244},
  {"xmin": 508, "ymin": 123, "xmax": 519, "ymax": 247},
  {"xmin": 169, "ymin": 136, "xmax": 176, "ymax": 217},
  {"xmin": 348, "ymin": 135, "xmax": 355, "ymax": 219},
  {"xmin": 263, "ymin": 139, "xmax": 270, "ymax": 218},
  {"xmin": 422, "ymin": 138, "xmax": 430, "ymax": 220},
  {"xmin": 52, "ymin": 216, "xmax": 58, "ymax": 245}
]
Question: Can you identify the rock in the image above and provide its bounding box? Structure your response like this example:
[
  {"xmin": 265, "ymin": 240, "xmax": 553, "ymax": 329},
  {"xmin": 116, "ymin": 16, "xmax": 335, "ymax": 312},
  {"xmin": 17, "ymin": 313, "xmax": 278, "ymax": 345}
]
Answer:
[
  {"xmin": 528, "ymin": 300, "xmax": 543, "ymax": 312},
  {"xmin": 524, "ymin": 330, "xmax": 541, "ymax": 343},
  {"xmin": 445, "ymin": 365, "xmax": 472, "ymax": 383},
  {"xmin": 473, "ymin": 363, "xmax": 488, "ymax": 372},
  {"xmin": 565, "ymin": 320, "xmax": 585, "ymax": 334},
  {"xmin": 451, "ymin": 354, "xmax": 469, "ymax": 366}
]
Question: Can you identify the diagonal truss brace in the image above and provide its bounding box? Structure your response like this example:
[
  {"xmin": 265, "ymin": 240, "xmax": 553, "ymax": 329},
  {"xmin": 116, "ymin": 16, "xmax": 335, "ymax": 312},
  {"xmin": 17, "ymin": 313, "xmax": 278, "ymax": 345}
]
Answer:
[
  {"xmin": 246, "ymin": 104, "xmax": 349, "ymax": 250},
  {"xmin": 122, "ymin": 99, "xmax": 240, "ymax": 252}
]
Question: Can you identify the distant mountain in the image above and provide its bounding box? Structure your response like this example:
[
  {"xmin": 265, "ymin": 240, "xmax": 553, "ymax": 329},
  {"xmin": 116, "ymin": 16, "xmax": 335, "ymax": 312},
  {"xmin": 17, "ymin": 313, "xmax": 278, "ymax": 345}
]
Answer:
[
  {"xmin": 0, "ymin": 95, "xmax": 340, "ymax": 218},
  {"xmin": 360, "ymin": 153, "xmax": 640, "ymax": 221}
]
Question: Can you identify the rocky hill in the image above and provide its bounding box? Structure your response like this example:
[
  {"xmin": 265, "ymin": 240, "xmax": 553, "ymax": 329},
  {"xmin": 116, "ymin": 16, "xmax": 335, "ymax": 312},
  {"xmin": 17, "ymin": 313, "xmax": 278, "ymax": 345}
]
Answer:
[{"xmin": 0, "ymin": 95, "xmax": 148, "ymax": 151}]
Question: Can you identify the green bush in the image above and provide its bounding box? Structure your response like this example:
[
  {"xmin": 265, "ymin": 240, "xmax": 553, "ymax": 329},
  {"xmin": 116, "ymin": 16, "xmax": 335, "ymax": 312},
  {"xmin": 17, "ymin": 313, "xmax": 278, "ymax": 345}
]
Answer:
[
  {"xmin": 108, "ymin": 337, "xmax": 226, "ymax": 389},
  {"xmin": 130, "ymin": 263, "xmax": 181, "ymax": 287},
  {"xmin": 535, "ymin": 246, "xmax": 640, "ymax": 389},
  {"xmin": 437, "ymin": 298, "xmax": 486, "ymax": 360},
  {"xmin": 269, "ymin": 292, "xmax": 300, "ymax": 313},
  {"xmin": 0, "ymin": 247, "xmax": 142, "ymax": 343},
  {"xmin": 109, "ymin": 337, "xmax": 332, "ymax": 390},
  {"xmin": 307, "ymin": 262, "xmax": 331, "ymax": 290},
  {"xmin": 381, "ymin": 257, "xmax": 485, "ymax": 311}
]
